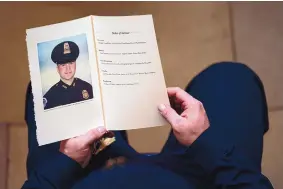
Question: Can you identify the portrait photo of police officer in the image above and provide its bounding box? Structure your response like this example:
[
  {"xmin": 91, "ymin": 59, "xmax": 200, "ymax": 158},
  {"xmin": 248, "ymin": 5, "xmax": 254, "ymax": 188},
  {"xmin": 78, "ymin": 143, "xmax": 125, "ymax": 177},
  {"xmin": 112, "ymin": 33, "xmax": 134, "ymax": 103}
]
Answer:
[{"xmin": 38, "ymin": 34, "xmax": 94, "ymax": 110}]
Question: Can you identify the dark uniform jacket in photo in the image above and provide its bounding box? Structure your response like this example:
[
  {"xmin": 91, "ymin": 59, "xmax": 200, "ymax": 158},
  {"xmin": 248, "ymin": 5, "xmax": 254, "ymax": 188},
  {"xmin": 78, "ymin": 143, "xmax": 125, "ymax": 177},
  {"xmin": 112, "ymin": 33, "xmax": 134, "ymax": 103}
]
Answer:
[{"xmin": 43, "ymin": 78, "xmax": 93, "ymax": 109}]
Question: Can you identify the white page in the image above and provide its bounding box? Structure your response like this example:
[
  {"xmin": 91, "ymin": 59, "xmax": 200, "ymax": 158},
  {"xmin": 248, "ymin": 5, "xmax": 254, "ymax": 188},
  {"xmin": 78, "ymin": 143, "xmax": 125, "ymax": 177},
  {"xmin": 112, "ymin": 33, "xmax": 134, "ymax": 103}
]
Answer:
[
  {"xmin": 26, "ymin": 16, "xmax": 104, "ymax": 145},
  {"xmin": 92, "ymin": 15, "xmax": 170, "ymax": 130}
]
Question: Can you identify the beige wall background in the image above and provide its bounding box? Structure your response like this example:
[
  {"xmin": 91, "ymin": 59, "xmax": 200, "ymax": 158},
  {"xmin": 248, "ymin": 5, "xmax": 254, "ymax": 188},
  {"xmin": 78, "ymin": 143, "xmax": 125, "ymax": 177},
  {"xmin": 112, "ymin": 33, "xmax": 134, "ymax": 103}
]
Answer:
[{"xmin": 0, "ymin": 1, "xmax": 282, "ymax": 189}]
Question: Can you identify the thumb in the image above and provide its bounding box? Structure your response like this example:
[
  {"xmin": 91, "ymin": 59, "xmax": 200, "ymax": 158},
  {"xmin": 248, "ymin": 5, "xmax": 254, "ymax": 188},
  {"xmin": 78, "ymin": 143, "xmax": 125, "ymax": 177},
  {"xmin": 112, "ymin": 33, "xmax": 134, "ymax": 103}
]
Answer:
[
  {"xmin": 158, "ymin": 104, "xmax": 181, "ymax": 126},
  {"xmin": 80, "ymin": 127, "xmax": 107, "ymax": 145}
]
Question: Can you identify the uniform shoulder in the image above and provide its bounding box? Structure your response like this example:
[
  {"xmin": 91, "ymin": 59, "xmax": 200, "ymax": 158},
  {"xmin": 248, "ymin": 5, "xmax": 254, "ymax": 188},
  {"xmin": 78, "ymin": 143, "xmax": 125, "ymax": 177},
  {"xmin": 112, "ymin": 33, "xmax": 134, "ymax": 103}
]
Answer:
[
  {"xmin": 75, "ymin": 78, "xmax": 92, "ymax": 87},
  {"xmin": 44, "ymin": 82, "xmax": 60, "ymax": 97}
]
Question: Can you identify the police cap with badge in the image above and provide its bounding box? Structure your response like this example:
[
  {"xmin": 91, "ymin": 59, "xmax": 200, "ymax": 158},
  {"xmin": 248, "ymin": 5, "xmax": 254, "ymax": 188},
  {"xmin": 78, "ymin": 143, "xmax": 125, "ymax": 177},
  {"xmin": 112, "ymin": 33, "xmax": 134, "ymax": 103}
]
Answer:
[{"xmin": 51, "ymin": 41, "xmax": 80, "ymax": 64}]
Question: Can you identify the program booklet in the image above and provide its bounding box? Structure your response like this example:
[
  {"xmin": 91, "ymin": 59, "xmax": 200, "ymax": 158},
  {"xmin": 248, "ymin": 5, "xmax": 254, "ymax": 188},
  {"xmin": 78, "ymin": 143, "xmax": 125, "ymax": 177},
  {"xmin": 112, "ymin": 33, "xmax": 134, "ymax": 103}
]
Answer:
[{"xmin": 26, "ymin": 15, "xmax": 169, "ymax": 146}]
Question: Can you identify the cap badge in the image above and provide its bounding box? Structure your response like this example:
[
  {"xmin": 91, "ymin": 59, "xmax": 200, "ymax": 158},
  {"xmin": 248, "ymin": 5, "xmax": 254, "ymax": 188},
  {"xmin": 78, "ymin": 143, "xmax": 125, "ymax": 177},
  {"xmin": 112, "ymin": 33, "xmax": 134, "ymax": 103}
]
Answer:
[
  {"xmin": 82, "ymin": 90, "xmax": 89, "ymax": 99},
  {"xmin": 63, "ymin": 42, "xmax": 71, "ymax": 54}
]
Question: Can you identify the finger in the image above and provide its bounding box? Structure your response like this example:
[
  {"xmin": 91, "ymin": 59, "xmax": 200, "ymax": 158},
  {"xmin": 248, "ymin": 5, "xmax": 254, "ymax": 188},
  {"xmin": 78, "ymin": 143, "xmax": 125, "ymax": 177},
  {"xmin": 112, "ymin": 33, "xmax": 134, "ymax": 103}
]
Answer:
[
  {"xmin": 82, "ymin": 150, "xmax": 92, "ymax": 168},
  {"xmin": 80, "ymin": 127, "xmax": 107, "ymax": 145},
  {"xmin": 104, "ymin": 131, "xmax": 115, "ymax": 138},
  {"xmin": 158, "ymin": 104, "xmax": 183, "ymax": 126},
  {"xmin": 167, "ymin": 87, "xmax": 195, "ymax": 102},
  {"xmin": 167, "ymin": 87, "xmax": 196, "ymax": 109}
]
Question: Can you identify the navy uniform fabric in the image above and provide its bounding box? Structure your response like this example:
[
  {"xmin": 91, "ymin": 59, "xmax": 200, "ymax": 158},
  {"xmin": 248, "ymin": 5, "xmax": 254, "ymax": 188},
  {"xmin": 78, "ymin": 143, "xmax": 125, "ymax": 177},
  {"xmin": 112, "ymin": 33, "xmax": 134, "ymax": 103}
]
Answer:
[
  {"xmin": 21, "ymin": 62, "xmax": 274, "ymax": 189},
  {"xmin": 43, "ymin": 41, "xmax": 93, "ymax": 110},
  {"xmin": 44, "ymin": 78, "xmax": 93, "ymax": 109},
  {"xmin": 157, "ymin": 62, "xmax": 273, "ymax": 188}
]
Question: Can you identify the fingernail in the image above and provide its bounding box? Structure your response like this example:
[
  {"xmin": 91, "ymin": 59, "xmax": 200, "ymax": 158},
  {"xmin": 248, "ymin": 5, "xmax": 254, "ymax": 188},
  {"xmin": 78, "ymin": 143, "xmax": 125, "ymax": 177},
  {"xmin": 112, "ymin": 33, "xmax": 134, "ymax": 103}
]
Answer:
[
  {"xmin": 97, "ymin": 126, "xmax": 106, "ymax": 133},
  {"xmin": 158, "ymin": 104, "xmax": 166, "ymax": 111}
]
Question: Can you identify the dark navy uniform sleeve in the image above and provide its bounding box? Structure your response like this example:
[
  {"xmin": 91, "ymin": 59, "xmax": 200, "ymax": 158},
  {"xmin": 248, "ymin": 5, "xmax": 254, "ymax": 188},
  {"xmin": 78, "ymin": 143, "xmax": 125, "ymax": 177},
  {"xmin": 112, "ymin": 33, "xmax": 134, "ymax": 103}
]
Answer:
[
  {"xmin": 187, "ymin": 128, "xmax": 274, "ymax": 189},
  {"xmin": 21, "ymin": 152, "xmax": 83, "ymax": 189},
  {"xmin": 71, "ymin": 163, "xmax": 192, "ymax": 189}
]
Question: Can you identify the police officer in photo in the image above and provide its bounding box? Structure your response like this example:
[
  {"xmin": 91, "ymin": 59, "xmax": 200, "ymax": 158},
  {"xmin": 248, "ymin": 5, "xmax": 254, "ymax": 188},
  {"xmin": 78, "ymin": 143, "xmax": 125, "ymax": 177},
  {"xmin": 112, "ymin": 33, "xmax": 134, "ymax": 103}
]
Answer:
[{"xmin": 43, "ymin": 41, "xmax": 93, "ymax": 110}]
